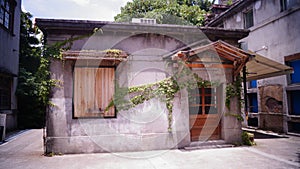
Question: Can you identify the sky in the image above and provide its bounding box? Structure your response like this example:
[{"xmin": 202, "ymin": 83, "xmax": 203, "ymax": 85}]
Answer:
[{"xmin": 22, "ymin": 0, "xmax": 130, "ymax": 21}]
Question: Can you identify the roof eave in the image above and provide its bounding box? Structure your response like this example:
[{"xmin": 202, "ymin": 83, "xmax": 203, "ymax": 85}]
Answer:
[{"xmin": 207, "ymin": 0, "xmax": 255, "ymax": 27}]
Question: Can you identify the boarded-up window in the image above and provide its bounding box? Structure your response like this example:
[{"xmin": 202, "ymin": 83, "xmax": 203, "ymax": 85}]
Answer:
[{"xmin": 74, "ymin": 67, "xmax": 115, "ymax": 118}]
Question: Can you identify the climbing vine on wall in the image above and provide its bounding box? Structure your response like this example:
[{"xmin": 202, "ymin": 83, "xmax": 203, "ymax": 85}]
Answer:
[
  {"xmin": 43, "ymin": 30, "xmax": 245, "ymax": 131},
  {"xmin": 105, "ymin": 61, "xmax": 220, "ymax": 132},
  {"xmin": 225, "ymin": 76, "xmax": 244, "ymax": 121}
]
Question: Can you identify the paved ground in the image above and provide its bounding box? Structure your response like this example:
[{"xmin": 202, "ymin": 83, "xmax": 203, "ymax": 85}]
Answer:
[{"xmin": 0, "ymin": 129, "xmax": 299, "ymax": 169}]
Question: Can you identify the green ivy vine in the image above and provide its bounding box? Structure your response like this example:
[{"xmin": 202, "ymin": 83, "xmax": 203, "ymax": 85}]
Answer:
[
  {"xmin": 43, "ymin": 30, "xmax": 245, "ymax": 131},
  {"xmin": 105, "ymin": 61, "xmax": 220, "ymax": 132},
  {"xmin": 225, "ymin": 76, "xmax": 244, "ymax": 121},
  {"xmin": 104, "ymin": 49, "xmax": 124, "ymax": 58}
]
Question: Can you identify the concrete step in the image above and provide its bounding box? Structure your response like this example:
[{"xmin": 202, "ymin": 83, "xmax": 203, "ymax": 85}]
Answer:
[{"xmin": 184, "ymin": 140, "xmax": 234, "ymax": 150}]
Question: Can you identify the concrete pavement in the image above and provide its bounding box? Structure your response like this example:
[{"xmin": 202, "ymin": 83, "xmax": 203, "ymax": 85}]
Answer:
[{"xmin": 0, "ymin": 129, "xmax": 299, "ymax": 169}]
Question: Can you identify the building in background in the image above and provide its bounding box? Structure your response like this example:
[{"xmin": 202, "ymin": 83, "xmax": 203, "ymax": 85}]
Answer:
[
  {"xmin": 0, "ymin": 0, "xmax": 21, "ymax": 139},
  {"xmin": 207, "ymin": 0, "xmax": 300, "ymax": 134}
]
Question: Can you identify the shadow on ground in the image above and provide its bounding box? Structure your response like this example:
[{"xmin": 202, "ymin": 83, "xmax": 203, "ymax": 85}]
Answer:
[{"xmin": 253, "ymin": 132, "xmax": 288, "ymax": 139}]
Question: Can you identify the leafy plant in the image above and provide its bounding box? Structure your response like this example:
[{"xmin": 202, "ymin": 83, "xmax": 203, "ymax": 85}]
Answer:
[
  {"xmin": 17, "ymin": 12, "xmax": 45, "ymax": 128},
  {"xmin": 17, "ymin": 11, "xmax": 96, "ymax": 129},
  {"xmin": 242, "ymin": 131, "xmax": 255, "ymax": 146},
  {"xmin": 225, "ymin": 76, "xmax": 244, "ymax": 121},
  {"xmin": 104, "ymin": 61, "xmax": 219, "ymax": 132}
]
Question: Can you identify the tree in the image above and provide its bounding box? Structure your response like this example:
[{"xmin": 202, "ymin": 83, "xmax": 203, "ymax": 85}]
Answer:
[
  {"xmin": 114, "ymin": 0, "xmax": 214, "ymax": 26},
  {"xmin": 17, "ymin": 12, "xmax": 45, "ymax": 129}
]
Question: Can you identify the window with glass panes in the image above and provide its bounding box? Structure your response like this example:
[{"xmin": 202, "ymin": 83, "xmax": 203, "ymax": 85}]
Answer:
[
  {"xmin": 189, "ymin": 87, "xmax": 217, "ymax": 115},
  {"xmin": 0, "ymin": 0, "xmax": 15, "ymax": 32},
  {"xmin": 244, "ymin": 9, "xmax": 254, "ymax": 29}
]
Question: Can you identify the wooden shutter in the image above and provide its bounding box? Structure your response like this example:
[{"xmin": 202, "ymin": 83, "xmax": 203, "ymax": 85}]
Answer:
[
  {"xmin": 95, "ymin": 68, "xmax": 115, "ymax": 117},
  {"xmin": 74, "ymin": 67, "xmax": 115, "ymax": 118}
]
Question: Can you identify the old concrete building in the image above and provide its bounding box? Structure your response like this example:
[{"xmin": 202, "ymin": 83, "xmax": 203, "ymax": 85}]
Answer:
[
  {"xmin": 0, "ymin": 0, "xmax": 21, "ymax": 139},
  {"xmin": 207, "ymin": 0, "xmax": 300, "ymax": 133},
  {"xmin": 36, "ymin": 18, "xmax": 258, "ymax": 154}
]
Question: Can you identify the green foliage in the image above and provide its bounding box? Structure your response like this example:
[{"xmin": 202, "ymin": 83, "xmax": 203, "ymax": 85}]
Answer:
[
  {"xmin": 17, "ymin": 12, "xmax": 93, "ymax": 129},
  {"xmin": 114, "ymin": 0, "xmax": 213, "ymax": 26},
  {"xmin": 227, "ymin": 0, "xmax": 233, "ymax": 6},
  {"xmin": 104, "ymin": 49, "xmax": 123, "ymax": 58},
  {"xmin": 17, "ymin": 12, "xmax": 45, "ymax": 129},
  {"xmin": 225, "ymin": 76, "xmax": 242, "ymax": 110},
  {"xmin": 242, "ymin": 131, "xmax": 255, "ymax": 146},
  {"xmin": 105, "ymin": 61, "xmax": 218, "ymax": 132},
  {"xmin": 225, "ymin": 76, "xmax": 243, "ymax": 122}
]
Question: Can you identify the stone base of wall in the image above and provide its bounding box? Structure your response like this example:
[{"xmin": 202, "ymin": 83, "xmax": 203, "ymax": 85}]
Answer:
[
  {"xmin": 222, "ymin": 115, "xmax": 242, "ymax": 144},
  {"xmin": 46, "ymin": 131, "xmax": 190, "ymax": 154},
  {"xmin": 259, "ymin": 113, "xmax": 284, "ymax": 133}
]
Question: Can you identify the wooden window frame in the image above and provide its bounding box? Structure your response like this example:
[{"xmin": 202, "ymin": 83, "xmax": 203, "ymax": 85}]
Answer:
[
  {"xmin": 72, "ymin": 66, "xmax": 116, "ymax": 119},
  {"xmin": 189, "ymin": 87, "xmax": 219, "ymax": 116}
]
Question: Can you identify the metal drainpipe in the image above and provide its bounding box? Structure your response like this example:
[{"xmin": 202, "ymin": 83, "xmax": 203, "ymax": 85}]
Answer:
[{"xmin": 243, "ymin": 66, "xmax": 248, "ymax": 119}]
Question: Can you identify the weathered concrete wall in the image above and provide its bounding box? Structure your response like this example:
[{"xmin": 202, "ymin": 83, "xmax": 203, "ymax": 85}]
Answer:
[
  {"xmin": 221, "ymin": 71, "xmax": 242, "ymax": 144},
  {"xmin": 47, "ymin": 61, "xmax": 242, "ymax": 153},
  {"xmin": 46, "ymin": 32, "xmax": 194, "ymax": 153},
  {"xmin": 258, "ymin": 85, "xmax": 284, "ymax": 132},
  {"xmin": 47, "ymin": 58, "xmax": 191, "ymax": 153}
]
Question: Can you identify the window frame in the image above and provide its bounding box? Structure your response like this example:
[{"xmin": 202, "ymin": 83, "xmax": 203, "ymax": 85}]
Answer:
[
  {"xmin": 280, "ymin": 0, "xmax": 299, "ymax": 12},
  {"xmin": 189, "ymin": 87, "xmax": 218, "ymax": 115},
  {"xmin": 72, "ymin": 66, "xmax": 116, "ymax": 119},
  {"xmin": 0, "ymin": 0, "xmax": 16, "ymax": 33},
  {"xmin": 288, "ymin": 90, "xmax": 300, "ymax": 115},
  {"xmin": 248, "ymin": 80, "xmax": 257, "ymax": 89},
  {"xmin": 243, "ymin": 8, "xmax": 254, "ymax": 29},
  {"xmin": 247, "ymin": 93, "xmax": 258, "ymax": 113},
  {"xmin": 280, "ymin": 0, "xmax": 288, "ymax": 11},
  {"xmin": 285, "ymin": 53, "xmax": 300, "ymax": 85}
]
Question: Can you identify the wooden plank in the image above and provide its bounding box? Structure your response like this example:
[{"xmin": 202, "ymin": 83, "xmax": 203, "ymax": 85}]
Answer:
[
  {"xmin": 190, "ymin": 118, "xmax": 220, "ymax": 127},
  {"xmin": 74, "ymin": 67, "xmax": 115, "ymax": 118},
  {"xmin": 190, "ymin": 125, "xmax": 221, "ymax": 141},
  {"xmin": 187, "ymin": 63, "xmax": 234, "ymax": 69},
  {"xmin": 190, "ymin": 126, "xmax": 220, "ymax": 136},
  {"xmin": 284, "ymin": 52, "xmax": 300, "ymax": 61},
  {"xmin": 96, "ymin": 68, "xmax": 115, "ymax": 117}
]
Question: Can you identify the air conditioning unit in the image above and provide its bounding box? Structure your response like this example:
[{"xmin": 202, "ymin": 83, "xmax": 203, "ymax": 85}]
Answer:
[{"xmin": 132, "ymin": 18, "xmax": 156, "ymax": 24}]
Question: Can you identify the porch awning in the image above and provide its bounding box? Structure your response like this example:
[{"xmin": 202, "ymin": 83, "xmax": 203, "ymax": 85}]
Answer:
[
  {"xmin": 168, "ymin": 40, "xmax": 293, "ymax": 81},
  {"xmin": 245, "ymin": 51, "xmax": 294, "ymax": 81}
]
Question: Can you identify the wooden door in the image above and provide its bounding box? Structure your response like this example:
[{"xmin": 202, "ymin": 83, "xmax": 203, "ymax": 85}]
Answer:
[{"xmin": 189, "ymin": 87, "xmax": 221, "ymax": 141}]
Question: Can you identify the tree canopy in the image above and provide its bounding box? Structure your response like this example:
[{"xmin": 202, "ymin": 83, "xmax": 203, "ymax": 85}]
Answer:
[{"xmin": 114, "ymin": 0, "xmax": 215, "ymax": 26}]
